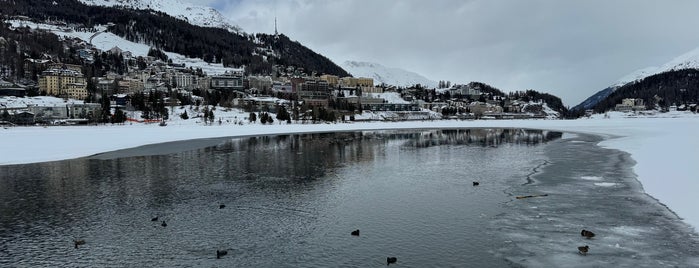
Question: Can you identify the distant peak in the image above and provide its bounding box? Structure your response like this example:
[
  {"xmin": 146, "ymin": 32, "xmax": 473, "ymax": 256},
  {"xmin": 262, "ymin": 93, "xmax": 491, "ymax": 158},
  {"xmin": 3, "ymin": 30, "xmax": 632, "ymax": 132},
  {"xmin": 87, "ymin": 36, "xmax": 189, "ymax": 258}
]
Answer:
[
  {"xmin": 343, "ymin": 60, "xmax": 379, "ymax": 68},
  {"xmin": 614, "ymin": 45, "xmax": 699, "ymax": 87},
  {"xmin": 340, "ymin": 60, "xmax": 437, "ymax": 88}
]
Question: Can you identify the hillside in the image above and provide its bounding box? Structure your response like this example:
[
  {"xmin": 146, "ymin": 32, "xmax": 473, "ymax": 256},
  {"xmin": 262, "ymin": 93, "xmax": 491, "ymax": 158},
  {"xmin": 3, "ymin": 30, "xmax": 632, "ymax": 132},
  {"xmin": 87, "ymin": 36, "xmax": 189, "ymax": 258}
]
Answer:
[
  {"xmin": 0, "ymin": 0, "xmax": 348, "ymax": 77},
  {"xmin": 509, "ymin": 89, "xmax": 568, "ymax": 115},
  {"xmin": 78, "ymin": 0, "xmax": 242, "ymax": 33},
  {"xmin": 575, "ymin": 45, "xmax": 699, "ymax": 111},
  {"xmin": 572, "ymin": 86, "xmax": 615, "ymax": 111},
  {"xmin": 341, "ymin": 61, "xmax": 437, "ymax": 88},
  {"xmin": 591, "ymin": 69, "xmax": 699, "ymax": 112},
  {"xmin": 5, "ymin": 19, "xmax": 238, "ymax": 76},
  {"xmin": 614, "ymin": 47, "xmax": 699, "ymax": 87}
]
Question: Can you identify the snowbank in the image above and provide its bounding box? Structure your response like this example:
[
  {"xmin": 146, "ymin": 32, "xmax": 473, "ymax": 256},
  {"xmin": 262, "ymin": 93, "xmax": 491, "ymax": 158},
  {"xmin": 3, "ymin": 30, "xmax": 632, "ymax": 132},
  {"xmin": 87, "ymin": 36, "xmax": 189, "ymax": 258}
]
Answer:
[{"xmin": 1, "ymin": 113, "xmax": 698, "ymax": 233}]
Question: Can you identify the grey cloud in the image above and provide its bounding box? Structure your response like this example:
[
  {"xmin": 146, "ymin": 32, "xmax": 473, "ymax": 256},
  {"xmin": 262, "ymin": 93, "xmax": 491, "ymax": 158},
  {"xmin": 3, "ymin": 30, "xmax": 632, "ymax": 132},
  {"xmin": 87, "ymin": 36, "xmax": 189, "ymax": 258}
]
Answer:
[{"xmin": 184, "ymin": 0, "xmax": 699, "ymax": 106}]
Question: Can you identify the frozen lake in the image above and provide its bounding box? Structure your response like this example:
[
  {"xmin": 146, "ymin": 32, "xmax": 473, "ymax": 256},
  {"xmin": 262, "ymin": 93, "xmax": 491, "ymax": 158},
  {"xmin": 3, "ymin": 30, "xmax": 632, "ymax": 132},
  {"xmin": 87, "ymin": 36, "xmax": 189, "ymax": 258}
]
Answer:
[{"xmin": 0, "ymin": 129, "xmax": 697, "ymax": 267}]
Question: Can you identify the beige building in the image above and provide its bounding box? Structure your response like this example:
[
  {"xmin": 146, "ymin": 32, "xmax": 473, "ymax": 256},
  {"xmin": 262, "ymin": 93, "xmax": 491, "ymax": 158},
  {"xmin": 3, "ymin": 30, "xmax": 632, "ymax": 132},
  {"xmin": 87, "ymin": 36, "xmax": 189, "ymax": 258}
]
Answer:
[
  {"xmin": 39, "ymin": 68, "xmax": 88, "ymax": 100},
  {"xmin": 319, "ymin": 74, "xmax": 339, "ymax": 86},
  {"xmin": 468, "ymin": 102, "xmax": 503, "ymax": 116},
  {"xmin": 118, "ymin": 78, "xmax": 144, "ymax": 94},
  {"xmin": 361, "ymin": 86, "xmax": 384, "ymax": 94},
  {"xmin": 357, "ymin": 77, "xmax": 373, "ymax": 87},
  {"xmin": 339, "ymin": 77, "xmax": 374, "ymax": 87}
]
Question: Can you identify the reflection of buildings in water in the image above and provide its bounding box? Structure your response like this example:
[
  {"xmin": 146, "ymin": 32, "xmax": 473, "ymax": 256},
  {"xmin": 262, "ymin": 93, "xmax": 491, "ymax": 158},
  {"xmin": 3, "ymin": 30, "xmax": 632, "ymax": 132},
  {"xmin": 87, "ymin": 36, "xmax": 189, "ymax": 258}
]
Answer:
[
  {"xmin": 208, "ymin": 132, "xmax": 381, "ymax": 180},
  {"xmin": 202, "ymin": 129, "xmax": 562, "ymax": 180},
  {"xmin": 0, "ymin": 159, "xmax": 94, "ymax": 227},
  {"xmin": 40, "ymin": 160, "xmax": 90, "ymax": 204},
  {"xmin": 0, "ymin": 128, "xmax": 563, "ymax": 228},
  {"xmin": 404, "ymin": 129, "xmax": 562, "ymax": 148}
]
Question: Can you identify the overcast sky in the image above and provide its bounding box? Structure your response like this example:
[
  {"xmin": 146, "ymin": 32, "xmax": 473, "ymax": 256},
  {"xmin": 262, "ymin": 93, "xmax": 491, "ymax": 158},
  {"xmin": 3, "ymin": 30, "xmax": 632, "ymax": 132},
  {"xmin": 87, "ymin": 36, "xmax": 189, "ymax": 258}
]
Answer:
[{"xmin": 184, "ymin": 0, "xmax": 699, "ymax": 106}]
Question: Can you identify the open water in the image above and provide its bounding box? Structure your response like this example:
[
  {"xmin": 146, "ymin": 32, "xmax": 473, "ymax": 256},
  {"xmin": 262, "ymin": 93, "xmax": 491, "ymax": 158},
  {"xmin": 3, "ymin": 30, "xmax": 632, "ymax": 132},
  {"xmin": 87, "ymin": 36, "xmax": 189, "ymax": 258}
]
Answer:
[{"xmin": 0, "ymin": 128, "xmax": 697, "ymax": 267}]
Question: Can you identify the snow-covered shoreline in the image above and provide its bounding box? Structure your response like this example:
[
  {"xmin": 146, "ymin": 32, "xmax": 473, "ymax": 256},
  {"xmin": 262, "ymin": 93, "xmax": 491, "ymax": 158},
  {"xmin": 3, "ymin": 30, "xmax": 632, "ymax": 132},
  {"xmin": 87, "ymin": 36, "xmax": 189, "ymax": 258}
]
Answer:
[{"xmin": 2, "ymin": 115, "xmax": 698, "ymax": 233}]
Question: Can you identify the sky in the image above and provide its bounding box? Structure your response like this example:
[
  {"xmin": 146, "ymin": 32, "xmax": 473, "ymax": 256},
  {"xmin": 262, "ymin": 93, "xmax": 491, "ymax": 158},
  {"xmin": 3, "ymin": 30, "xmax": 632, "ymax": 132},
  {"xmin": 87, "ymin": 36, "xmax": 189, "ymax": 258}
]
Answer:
[{"xmin": 184, "ymin": 0, "xmax": 699, "ymax": 106}]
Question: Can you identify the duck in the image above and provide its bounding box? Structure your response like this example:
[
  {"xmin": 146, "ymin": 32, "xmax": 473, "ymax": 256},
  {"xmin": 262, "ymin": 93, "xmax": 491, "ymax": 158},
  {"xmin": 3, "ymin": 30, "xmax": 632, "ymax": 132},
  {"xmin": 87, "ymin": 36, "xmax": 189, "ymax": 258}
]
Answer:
[
  {"xmin": 73, "ymin": 239, "xmax": 86, "ymax": 249},
  {"xmin": 219, "ymin": 204, "xmax": 226, "ymax": 209},
  {"xmin": 351, "ymin": 229, "xmax": 360, "ymax": 236},
  {"xmin": 387, "ymin": 257, "xmax": 397, "ymax": 265},
  {"xmin": 578, "ymin": 245, "xmax": 589, "ymax": 255},
  {"xmin": 216, "ymin": 250, "xmax": 228, "ymax": 259},
  {"xmin": 581, "ymin": 229, "xmax": 595, "ymax": 239},
  {"xmin": 473, "ymin": 181, "xmax": 480, "ymax": 186},
  {"xmin": 151, "ymin": 216, "xmax": 158, "ymax": 222},
  {"xmin": 161, "ymin": 220, "xmax": 167, "ymax": 227}
]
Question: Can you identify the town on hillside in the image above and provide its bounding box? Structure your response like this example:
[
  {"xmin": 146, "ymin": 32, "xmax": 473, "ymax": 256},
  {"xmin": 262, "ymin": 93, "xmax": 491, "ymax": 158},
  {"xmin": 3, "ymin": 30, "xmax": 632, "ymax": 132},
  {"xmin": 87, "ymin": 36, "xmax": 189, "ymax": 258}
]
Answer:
[
  {"xmin": 0, "ymin": 54, "xmax": 563, "ymax": 126},
  {"xmin": 0, "ymin": 18, "xmax": 572, "ymax": 125}
]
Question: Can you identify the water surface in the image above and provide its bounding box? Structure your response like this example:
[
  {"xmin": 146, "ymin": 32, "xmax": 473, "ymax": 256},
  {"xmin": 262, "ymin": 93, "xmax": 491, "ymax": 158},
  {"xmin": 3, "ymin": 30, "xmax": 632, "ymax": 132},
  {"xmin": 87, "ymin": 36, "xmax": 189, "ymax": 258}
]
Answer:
[{"xmin": 1, "ymin": 128, "xmax": 697, "ymax": 267}]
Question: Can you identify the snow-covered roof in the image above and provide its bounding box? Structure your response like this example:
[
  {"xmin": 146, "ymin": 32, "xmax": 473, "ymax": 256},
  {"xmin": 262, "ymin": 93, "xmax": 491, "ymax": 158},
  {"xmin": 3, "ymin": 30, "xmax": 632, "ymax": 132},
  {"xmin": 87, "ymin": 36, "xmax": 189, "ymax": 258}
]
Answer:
[{"xmin": 0, "ymin": 96, "xmax": 84, "ymax": 109}]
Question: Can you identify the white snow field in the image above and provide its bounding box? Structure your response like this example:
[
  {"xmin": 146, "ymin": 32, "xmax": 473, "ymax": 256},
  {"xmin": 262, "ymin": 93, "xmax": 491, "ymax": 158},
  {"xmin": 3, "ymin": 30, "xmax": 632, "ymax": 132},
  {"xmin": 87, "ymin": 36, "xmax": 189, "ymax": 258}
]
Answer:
[
  {"xmin": 341, "ymin": 60, "xmax": 439, "ymax": 88},
  {"xmin": 1, "ymin": 112, "xmax": 698, "ymax": 233}
]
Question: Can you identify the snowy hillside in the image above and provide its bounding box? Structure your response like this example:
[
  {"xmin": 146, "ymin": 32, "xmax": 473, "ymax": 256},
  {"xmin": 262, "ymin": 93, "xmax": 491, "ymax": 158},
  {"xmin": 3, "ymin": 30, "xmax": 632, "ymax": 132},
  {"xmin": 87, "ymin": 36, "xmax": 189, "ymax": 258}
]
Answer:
[
  {"xmin": 78, "ymin": 0, "xmax": 242, "ymax": 33},
  {"xmin": 365, "ymin": 92, "xmax": 409, "ymax": 104},
  {"xmin": 614, "ymin": 46, "xmax": 699, "ymax": 87},
  {"xmin": 7, "ymin": 20, "xmax": 239, "ymax": 75},
  {"xmin": 576, "ymin": 45, "xmax": 699, "ymax": 110},
  {"xmin": 341, "ymin": 61, "xmax": 438, "ymax": 88}
]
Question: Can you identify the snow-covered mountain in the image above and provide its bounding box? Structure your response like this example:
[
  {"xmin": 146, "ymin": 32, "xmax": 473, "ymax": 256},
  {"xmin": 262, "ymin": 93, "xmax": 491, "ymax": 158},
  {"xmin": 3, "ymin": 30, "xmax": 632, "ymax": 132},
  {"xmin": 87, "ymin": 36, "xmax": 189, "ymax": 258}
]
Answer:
[
  {"xmin": 8, "ymin": 20, "xmax": 239, "ymax": 75},
  {"xmin": 341, "ymin": 61, "xmax": 438, "ymax": 88},
  {"xmin": 78, "ymin": 0, "xmax": 242, "ymax": 33},
  {"xmin": 613, "ymin": 46, "xmax": 699, "ymax": 87},
  {"xmin": 574, "ymin": 45, "xmax": 699, "ymax": 111}
]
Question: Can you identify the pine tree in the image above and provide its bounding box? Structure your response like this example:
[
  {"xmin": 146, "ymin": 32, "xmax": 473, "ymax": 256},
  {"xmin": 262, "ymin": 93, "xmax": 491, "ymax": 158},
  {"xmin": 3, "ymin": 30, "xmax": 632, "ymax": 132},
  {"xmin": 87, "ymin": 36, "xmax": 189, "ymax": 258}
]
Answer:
[
  {"xmin": 100, "ymin": 95, "xmax": 111, "ymax": 123},
  {"xmin": 112, "ymin": 108, "xmax": 126, "ymax": 124},
  {"xmin": 203, "ymin": 106, "xmax": 209, "ymax": 123},
  {"xmin": 249, "ymin": 112, "xmax": 257, "ymax": 123}
]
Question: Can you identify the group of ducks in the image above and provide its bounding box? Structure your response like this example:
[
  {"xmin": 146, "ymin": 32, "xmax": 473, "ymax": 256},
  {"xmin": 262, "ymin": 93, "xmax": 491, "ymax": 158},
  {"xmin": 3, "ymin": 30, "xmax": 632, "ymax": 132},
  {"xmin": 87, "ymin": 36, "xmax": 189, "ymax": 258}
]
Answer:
[
  {"xmin": 74, "ymin": 202, "xmax": 592, "ymax": 262},
  {"xmin": 153, "ymin": 204, "xmax": 230, "ymax": 258},
  {"xmin": 151, "ymin": 216, "xmax": 167, "ymax": 227},
  {"xmin": 74, "ymin": 203, "xmax": 230, "ymax": 260},
  {"xmin": 578, "ymin": 229, "xmax": 596, "ymax": 255},
  {"xmin": 350, "ymin": 229, "xmax": 398, "ymax": 265},
  {"xmin": 475, "ymin": 180, "xmax": 596, "ymax": 257}
]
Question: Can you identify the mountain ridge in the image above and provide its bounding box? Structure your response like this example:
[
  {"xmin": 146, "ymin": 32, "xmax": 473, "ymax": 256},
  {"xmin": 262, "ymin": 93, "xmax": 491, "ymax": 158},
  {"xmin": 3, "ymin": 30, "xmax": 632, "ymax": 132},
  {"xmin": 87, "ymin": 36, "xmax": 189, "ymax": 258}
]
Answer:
[
  {"xmin": 613, "ymin": 46, "xmax": 699, "ymax": 87},
  {"xmin": 78, "ymin": 0, "xmax": 242, "ymax": 33},
  {"xmin": 0, "ymin": 0, "xmax": 348, "ymax": 77},
  {"xmin": 574, "ymin": 45, "xmax": 699, "ymax": 111}
]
